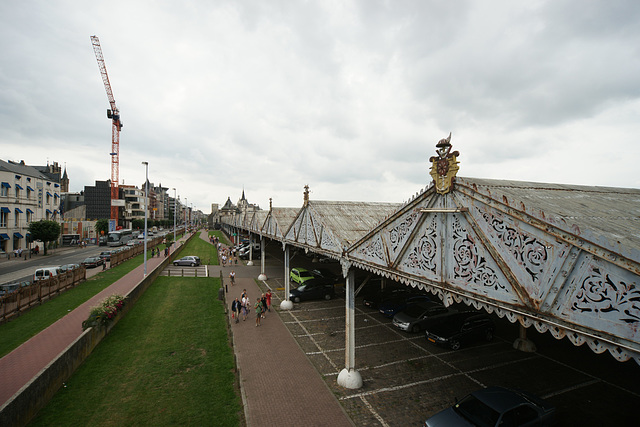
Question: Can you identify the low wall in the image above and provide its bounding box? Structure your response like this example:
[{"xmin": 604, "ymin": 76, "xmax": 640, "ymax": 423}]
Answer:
[{"xmin": 0, "ymin": 232, "xmax": 197, "ymax": 427}]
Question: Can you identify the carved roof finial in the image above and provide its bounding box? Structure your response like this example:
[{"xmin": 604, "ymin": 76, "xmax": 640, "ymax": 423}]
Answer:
[
  {"xmin": 429, "ymin": 132, "xmax": 460, "ymax": 194},
  {"xmin": 303, "ymin": 185, "xmax": 310, "ymax": 207},
  {"xmin": 269, "ymin": 197, "xmax": 273, "ymax": 212}
]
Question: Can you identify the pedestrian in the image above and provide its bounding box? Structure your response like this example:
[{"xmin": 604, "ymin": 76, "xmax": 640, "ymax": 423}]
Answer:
[
  {"xmin": 102, "ymin": 260, "xmax": 107, "ymax": 271},
  {"xmin": 265, "ymin": 289, "xmax": 272, "ymax": 312},
  {"xmin": 231, "ymin": 297, "xmax": 240, "ymax": 324},
  {"xmin": 255, "ymin": 299, "xmax": 263, "ymax": 326},
  {"xmin": 229, "ymin": 270, "xmax": 236, "ymax": 286},
  {"xmin": 242, "ymin": 296, "xmax": 249, "ymax": 321},
  {"xmin": 260, "ymin": 293, "xmax": 267, "ymax": 318}
]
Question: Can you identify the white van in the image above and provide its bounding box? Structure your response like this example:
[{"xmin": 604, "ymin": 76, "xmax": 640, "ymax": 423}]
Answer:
[{"xmin": 33, "ymin": 266, "xmax": 62, "ymax": 282}]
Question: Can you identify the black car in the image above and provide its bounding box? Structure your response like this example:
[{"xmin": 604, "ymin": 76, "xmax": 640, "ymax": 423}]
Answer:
[
  {"xmin": 361, "ymin": 286, "xmax": 413, "ymax": 309},
  {"xmin": 424, "ymin": 386, "xmax": 556, "ymax": 426},
  {"xmin": 310, "ymin": 268, "xmax": 340, "ymax": 284},
  {"xmin": 289, "ymin": 277, "xmax": 335, "ymax": 303},
  {"xmin": 424, "ymin": 311, "xmax": 494, "ymax": 350},
  {"xmin": 392, "ymin": 301, "xmax": 454, "ymax": 333},
  {"xmin": 81, "ymin": 256, "xmax": 104, "ymax": 269}
]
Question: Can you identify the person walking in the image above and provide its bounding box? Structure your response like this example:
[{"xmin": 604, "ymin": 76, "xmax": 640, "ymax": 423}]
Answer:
[
  {"xmin": 242, "ymin": 296, "xmax": 249, "ymax": 321},
  {"xmin": 231, "ymin": 298, "xmax": 240, "ymax": 324},
  {"xmin": 260, "ymin": 293, "xmax": 267, "ymax": 318},
  {"xmin": 229, "ymin": 270, "xmax": 236, "ymax": 286},
  {"xmin": 255, "ymin": 299, "xmax": 263, "ymax": 326},
  {"xmin": 265, "ymin": 289, "xmax": 273, "ymax": 312}
]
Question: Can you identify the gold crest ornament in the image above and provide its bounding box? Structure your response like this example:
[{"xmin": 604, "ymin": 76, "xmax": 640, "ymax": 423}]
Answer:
[{"xmin": 429, "ymin": 133, "xmax": 460, "ymax": 194}]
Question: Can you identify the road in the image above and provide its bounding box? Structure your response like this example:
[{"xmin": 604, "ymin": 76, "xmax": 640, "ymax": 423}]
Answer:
[{"xmin": 0, "ymin": 245, "xmax": 105, "ymax": 285}]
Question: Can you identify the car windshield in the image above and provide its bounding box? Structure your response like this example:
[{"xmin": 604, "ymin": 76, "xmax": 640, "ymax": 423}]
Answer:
[{"xmin": 453, "ymin": 394, "xmax": 500, "ymax": 427}]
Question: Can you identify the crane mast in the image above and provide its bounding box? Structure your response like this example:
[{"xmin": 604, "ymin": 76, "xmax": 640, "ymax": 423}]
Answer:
[{"xmin": 90, "ymin": 35, "xmax": 122, "ymax": 226}]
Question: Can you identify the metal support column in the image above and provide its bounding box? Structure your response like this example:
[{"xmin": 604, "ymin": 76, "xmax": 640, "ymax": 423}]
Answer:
[
  {"xmin": 337, "ymin": 266, "xmax": 362, "ymax": 389},
  {"xmin": 258, "ymin": 237, "xmax": 267, "ymax": 281},
  {"xmin": 247, "ymin": 233, "xmax": 254, "ymax": 266},
  {"xmin": 280, "ymin": 244, "xmax": 293, "ymax": 310}
]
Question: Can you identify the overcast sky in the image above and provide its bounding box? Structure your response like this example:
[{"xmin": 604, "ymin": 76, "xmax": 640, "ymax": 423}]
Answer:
[{"xmin": 1, "ymin": 1, "xmax": 639, "ymax": 213}]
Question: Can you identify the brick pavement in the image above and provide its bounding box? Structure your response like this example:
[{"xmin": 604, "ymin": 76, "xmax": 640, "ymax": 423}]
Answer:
[
  {"xmin": 0, "ymin": 244, "xmax": 176, "ymax": 407},
  {"xmin": 218, "ymin": 263, "xmax": 354, "ymax": 427}
]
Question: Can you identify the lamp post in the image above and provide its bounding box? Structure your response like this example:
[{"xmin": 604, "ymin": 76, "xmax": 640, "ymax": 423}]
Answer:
[
  {"xmin": 172, "ymin": 188, "xmax": 176, "ymax": 247},
  {"xmin": 184, "ymin": 197, "xmax": 188, "ymax": 232},
  {"xmin": 142, "ymin": 162, "xmax": 148, "ymax": 277}
]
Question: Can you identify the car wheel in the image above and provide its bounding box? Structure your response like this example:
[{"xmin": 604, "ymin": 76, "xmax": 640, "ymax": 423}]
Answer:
[
  {"xmin": 191, "ymin": 262, "xmax": 196, "ymax": 267},
  {"xmin": 294, "ymin": 296, "xmax": 301, "ymax": 303},
  {"xmin": 173, "ymin": 262, "xmax": 178, "ymax": 266},
  {"xmin": 485, "ymin": 329, "xmax": 494, "ymax": 341},
  {"xmin": 411, "ymin": 324, "xmax": 421, "ymax": 333},
  {"xmin": 450, "ymin": 339, "xmax": 461, "ymax": 351},
  {"xmin": 324, "ymin": 294, "xmax": 332, "ymax": 300}
]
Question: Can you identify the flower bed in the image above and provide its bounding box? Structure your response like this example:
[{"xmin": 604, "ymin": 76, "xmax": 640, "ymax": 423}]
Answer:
[{"xmin": 82, "ymin": 294, "xmax": 126, "ymax": 330}]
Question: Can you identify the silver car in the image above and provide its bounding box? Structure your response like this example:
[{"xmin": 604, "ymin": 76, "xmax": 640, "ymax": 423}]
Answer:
[{"xmin": 173, "ymin": 256, "xmax": 201, "ymax": 267}]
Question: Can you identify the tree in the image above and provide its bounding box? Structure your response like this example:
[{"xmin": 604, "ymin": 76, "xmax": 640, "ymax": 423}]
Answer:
[
  {"xmin": 132, "ymin": 219, "xmax": 145, "ymax": 230},
  {"xmin": 96, "ymin": 218, "xmax": 109, "ymax": 236},
  {"xmin": 28, "ymin": 220, "xmax": 61, "ymax": 255}
]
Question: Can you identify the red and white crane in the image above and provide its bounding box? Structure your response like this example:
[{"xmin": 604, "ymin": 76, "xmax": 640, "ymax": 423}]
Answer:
[{"xmin": 90, "ymin": 35, "xmax": 123, "ymax": 226}]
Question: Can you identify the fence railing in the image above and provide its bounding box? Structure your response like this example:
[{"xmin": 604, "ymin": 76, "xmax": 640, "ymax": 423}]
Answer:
[{"xmin": 0, "ymin": 267, "xmax": 87, "ymax": 323}]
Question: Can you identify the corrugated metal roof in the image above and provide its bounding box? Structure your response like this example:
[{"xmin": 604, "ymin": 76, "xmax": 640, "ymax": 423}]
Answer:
[
  {"xmin": 308, "ymin": 200, "xmax": 401, "ymax": 247},
  {"xmin": 263, "ymin": 207, "xmax": 300, "ymax": 238},
  {"xmin": 456, "ymin": 177, "xmax": 640, "ymax": 262}
]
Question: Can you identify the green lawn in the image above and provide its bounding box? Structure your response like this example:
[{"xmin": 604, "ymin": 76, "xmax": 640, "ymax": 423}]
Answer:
[{"xmin": 29, "ymin": 276, "xmax": 242, "ymax": 426}]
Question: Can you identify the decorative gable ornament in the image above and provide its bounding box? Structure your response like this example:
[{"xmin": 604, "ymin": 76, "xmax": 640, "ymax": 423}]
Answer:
[{"xmin": 429, "ymin": 132, "xmax": 460, "ymax": 194}]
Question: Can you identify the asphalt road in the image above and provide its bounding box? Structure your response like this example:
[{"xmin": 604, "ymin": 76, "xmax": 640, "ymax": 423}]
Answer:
[{"xmin": 0, "ymin": 246, "xmax": 105, "ymax": 285}]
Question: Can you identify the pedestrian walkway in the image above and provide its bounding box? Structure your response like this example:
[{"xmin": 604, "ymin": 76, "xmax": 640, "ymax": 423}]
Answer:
[
  {"xmin": 0, "ymin": 241, "xmax": 179, "ymax": 407},
  {"xmin": 215, "ymin": 264, "xmax": 353, "ymax": 427}
]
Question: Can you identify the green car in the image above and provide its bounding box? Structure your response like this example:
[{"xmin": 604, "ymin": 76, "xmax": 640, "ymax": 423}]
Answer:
[{"xmin": 290, "ymin": 267, "xmax": 315, "ymax": 285}]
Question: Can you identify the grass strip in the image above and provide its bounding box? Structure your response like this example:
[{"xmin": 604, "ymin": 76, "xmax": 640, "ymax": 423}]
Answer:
[{"xmin": 29, "ymin": 276, "xmax": 241, "ymax": 426}]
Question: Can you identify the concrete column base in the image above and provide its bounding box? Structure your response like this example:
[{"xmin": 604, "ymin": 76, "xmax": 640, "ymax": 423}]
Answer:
[
  {"xmin": 246, "ymin": 261, "xmax": 254, "ymax": 266},
  {"xmin": 280, "ymin": 300, "xmax": 293, "ymax": 310},
  {"xmin": 337, "ymin": 368, "xmax": 363, "ymax": 389},
  {"xmin": 513, "ymin": 338, "xmax": 537, "ymax": 353},
  {"xmin": 258, "ymin": 273, "xmax": 267, "ymax": 281}
]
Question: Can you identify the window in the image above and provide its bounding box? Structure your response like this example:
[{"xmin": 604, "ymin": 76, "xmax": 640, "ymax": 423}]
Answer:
[
  {"xmin": 1, "ymin": 183, "xmax": 9, "ymax": 197},
  {"xmin": 14, "ymin": 211, "xmax": 19, "ymax": 227},
  {"xmin": 26, "ymin": 188, "xmax": 31, "ymax": 199},
  {"xmin": 0, "ymin": 210, "xmax": 7, "ymax": 227},
  {"xmin": 26, "ymin": 210, "xmax": 32, "ymax": 223}
]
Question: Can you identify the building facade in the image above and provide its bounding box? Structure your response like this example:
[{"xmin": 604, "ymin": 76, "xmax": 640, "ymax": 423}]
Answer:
[{"xmin": 0, "ymin": 159, "xmax": 62, "ymax": 253}]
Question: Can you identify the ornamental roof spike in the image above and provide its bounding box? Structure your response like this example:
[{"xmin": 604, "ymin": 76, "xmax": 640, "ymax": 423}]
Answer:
[{"xmin": 429, "ymin": 132, "xmax": 460, "ymax": 194}]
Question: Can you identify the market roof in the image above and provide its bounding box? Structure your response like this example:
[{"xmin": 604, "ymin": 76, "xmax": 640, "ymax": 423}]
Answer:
[{"xmin": 455, "ymin": 177, "xmax": 640, "ymax": 263}]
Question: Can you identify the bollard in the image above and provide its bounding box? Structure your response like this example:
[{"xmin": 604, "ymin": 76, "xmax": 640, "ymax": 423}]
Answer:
[{"xmin": 218, "ymin": 287, "xmax": 224, "ymax": 301}]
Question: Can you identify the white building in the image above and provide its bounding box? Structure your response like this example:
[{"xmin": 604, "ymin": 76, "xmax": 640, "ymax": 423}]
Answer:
[{"xmin": 0, "ymin": 160, "xmax": 61, "ymax": 254}]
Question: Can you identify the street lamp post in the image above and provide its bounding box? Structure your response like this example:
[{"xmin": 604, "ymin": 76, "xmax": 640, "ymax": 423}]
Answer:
[
  {"xmin": 142, "ymin": 162, "xmax": 149, "ymax": 277},
  {"xmin": 172, "ymin": 188, "xmax": 176, "ymax": 247},
  {"xmin": 184, "ymin": 197, "xmax": 188, "ymax": 232}
]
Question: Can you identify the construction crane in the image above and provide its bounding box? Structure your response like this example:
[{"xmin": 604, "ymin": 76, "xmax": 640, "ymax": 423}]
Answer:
[{"xmin": 90, "ymin": 35, "xmax": 123, "ymax": 226}]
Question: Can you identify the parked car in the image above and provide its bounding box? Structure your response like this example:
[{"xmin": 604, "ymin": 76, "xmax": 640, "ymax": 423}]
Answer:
[
  {"xmin": 59, "ymin": 263, "xmax": 80, "ymax": 272},
  {"xmin": 424, "ymin": 311, "xmax": 495, "ymax": 350},
  {"xmin": 362, "ymin": 286, "xmax": 413, "ymax": 309},
  {"xmin": 290, "ymin": 267, "xmax": 316, "ymax": 285},
  {"xmin": 310, "ymin": 268, "xmax": 340, "ymax": 284},
  {"xmin": 99, "ymin": 251, "xmax": 112, "ymax": 261},
  {"xmin": 81, "ymin": 257, "xmax": 104, "ymax": 269},
  {"xmin": 379, "ymin": 294, "xmax": 432, "ymax": 318},
  {"xmin": 424, "ymin": 386, "xmax": 556, "ymax": 426},
  {"xmin": 392, "ymin": 301, "xmax": 454, "ymax": 333},
  {"xmin": 33, "ymin": 266, "xmax": 62, "ymax": 282},
  {"xmin": 173, "ymin": 256, "xmax": 201, "ymax": 267},
  {"xmin": 0, "ymin": 282, "xmax": 29, "ymax": 296},
  {"xmin": 289, "ymin": 277, "xmax": 335, "ymax": 303}
]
